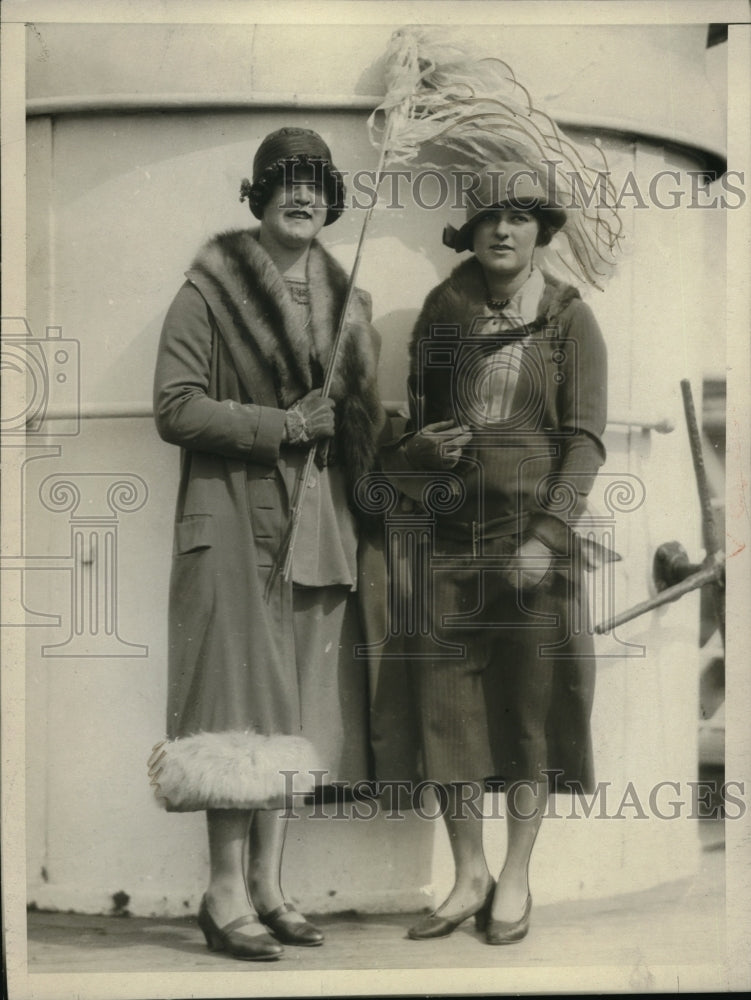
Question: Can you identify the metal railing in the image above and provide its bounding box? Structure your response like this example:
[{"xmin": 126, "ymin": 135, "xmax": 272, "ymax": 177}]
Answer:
[{"xmin": 29, "ymin": 401, "xmax": 674, "ymax": 433}]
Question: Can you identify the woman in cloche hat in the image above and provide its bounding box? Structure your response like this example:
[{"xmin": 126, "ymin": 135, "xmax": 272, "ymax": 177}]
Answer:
[
  {"xmin": 379, "ymin": 161, "xmax": 608, "ymax": 946},
  {"xmin": 151, "ymin": 128, "xmax": 383, "ymax": 960}
]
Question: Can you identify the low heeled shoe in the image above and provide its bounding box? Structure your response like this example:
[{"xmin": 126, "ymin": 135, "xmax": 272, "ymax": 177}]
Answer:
[
  {"xmin": 408, "ymin": 881, "xmax": 495, "ymax": 940},
  {"xmin": 258, "ymin": 902, "xmax": 325, "ymax": 946},
  {"xmin": 197, "ymin": 895, "xmax": 284, "ymax": 961},
  {"xmin": 485, "ymin": 893, "xmax": 532, "ymax": 945}
]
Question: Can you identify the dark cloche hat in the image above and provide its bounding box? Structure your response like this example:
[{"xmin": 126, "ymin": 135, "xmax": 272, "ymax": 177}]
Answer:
[
  {"xmin": 443, "ymin": 163, "xmax": 567, "ymax": 252},
  {"xmin": 240, "ymin": 127, "xmax": 346, "ymax": 226}
]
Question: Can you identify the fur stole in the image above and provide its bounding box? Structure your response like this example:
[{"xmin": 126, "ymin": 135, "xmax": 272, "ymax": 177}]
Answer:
[
  {"xmin": 188, "ymin": 229, "xmax": 383, "ymax": 495},
  {"xmin": 409, "ymin": 258, "xmax": 581, "ymax": 373},
  {"xmin": 147, "ymin": 730, "xmax": 323, "ymax": 811}
]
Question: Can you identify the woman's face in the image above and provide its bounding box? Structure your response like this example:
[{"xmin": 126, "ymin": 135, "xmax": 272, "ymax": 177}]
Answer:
[
  {"xmin": 261, "ymin": 167, "xmax": 328, "ymax": 250},
  {"xmin": 472, "ymin": 208, "xmax": 540, "ymax": 282}
]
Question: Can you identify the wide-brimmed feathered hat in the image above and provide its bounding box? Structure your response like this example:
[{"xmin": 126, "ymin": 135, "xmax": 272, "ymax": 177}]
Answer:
[
  {"xmin": 240, "ymin": 127, "xmax": 346, "ymax": 226},
  {"xmin": 443, "ymin": 163, "xmax": 567, "ymax": 253}
]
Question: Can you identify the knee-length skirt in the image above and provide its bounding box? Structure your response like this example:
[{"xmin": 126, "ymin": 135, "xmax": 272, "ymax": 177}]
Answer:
[{"xmin": 368, "ymin": 533, "xmax": 596, "ymax": 794}]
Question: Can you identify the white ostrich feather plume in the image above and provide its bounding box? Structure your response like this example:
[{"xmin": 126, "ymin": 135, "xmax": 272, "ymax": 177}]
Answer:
[{"xmin": 369, "ymin": 26, "xmax": 624, "ymax": 288}]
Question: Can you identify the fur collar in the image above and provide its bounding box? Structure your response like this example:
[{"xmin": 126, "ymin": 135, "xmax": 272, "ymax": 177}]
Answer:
[
  {"xmin": 186, "ymin": 228, "xmax": 383, "ymax": 499},
  {"xmin": 188, "ymin": 228, "xmax": 376, "ymax": 408},
  {"xmin": 409, "ymin": 257, "xmax": 581, "ymax": 371}
]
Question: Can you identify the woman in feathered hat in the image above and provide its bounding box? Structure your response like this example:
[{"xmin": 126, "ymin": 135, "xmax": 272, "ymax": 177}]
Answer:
[
  {"xmin": 380, "ymin": 161, "xmax": 608, "ymax": 945},
  {"xmin": 151, "ymin": 128, "xmax": 384, "ymax": 960}
]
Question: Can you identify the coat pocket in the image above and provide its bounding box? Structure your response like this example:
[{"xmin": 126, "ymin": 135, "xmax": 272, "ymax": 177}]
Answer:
[{"xmin": 175, "ymin": 514, "xmax": 214, "ymax": 554}]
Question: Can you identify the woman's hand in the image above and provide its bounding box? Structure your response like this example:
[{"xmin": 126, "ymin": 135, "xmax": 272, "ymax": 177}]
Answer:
[
  {"xmin": 284, "ymin": 389, "xmax": 336, "ymax": 445},
  {"xmin": 403, "ymin": 420, "xmax": 472, "ymax": 470},
  {"xmin": 504, "ymin": 537, "xmax": 555, "ymax": 590}
]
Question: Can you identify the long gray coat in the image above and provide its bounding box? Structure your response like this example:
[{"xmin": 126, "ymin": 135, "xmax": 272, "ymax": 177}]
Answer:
[{"xmin": 153, "ymin": 231, "xmax": 382, "ymax": 798}]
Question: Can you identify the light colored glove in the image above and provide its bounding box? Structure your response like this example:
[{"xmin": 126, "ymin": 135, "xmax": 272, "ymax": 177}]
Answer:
[
  {"xmin": 285, "ymin": 389, "xmax": 336, "ymax": 445},
  {"xmin": 403, "ymin": 420, "xmax": 472, "ymax": 471},
  {"xmin": 504, "ymin": 537, "xmax": 555, "ymax": 590}
]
